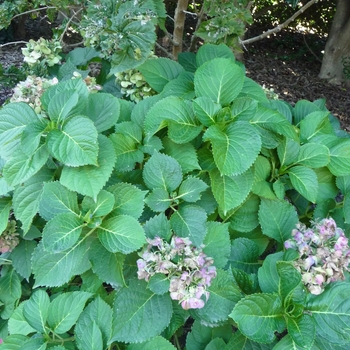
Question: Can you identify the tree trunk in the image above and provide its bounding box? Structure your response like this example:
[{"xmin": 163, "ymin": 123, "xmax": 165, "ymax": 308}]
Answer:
[
  {"xmin": 172, "ymin": 0, "xmax": 189, "ymax": 60},
  {"xmin": 319, "ymin": 0, "xmax": 350, "ymax": 84}
]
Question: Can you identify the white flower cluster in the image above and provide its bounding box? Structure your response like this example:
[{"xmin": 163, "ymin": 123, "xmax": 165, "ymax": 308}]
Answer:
[
  {"xmin": 284, "ymin": 218, "xmax": 350, "ymax": 295},
  {"xmin": 262, "ymin": 84, "xmax": 279, "ymax": 100},
  {"xmin": 22, "ymin": 38, "xmax": 62, "ymax": 67},
  {"xmin": 115, "ymin": 69, "xmax": 155, "ymax": 102},
  {"xmin": 137, "ymin": 236, "xmax": 217, "ymax": 310}
]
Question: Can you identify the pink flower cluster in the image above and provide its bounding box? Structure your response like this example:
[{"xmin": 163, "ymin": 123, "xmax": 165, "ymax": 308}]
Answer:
[
  {"xmin": 137, "ymin": 236, "xmax": 217, "ymax": 310},
  {"xmin": 0, "ymin": 220, "xmax": 19, "ymax": 254},
  {"xmin": 284, "ymin": 218, "xmax": 350, "ymax": 295}
]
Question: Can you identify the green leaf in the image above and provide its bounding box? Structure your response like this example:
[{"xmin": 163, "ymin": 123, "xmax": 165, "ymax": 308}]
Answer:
[
  {"xmin": 191, "ymin": 269, "xmax": 242, "ymax": 324},
  {"xmin": 0, "ymin": 197, "xmax": 11, "ymax": 234},
  {"xmin": 21, "ymin": 119, "xmax": 48, "ymax": 157},
  {"xmin": 228, "ymin": 238, "xmax": 260, "ymax": 274},
  {"xmin": 161, "ymin": 71, "xmax": 195, "ymax": 99},
  {"xmin": 225, "ymin": 331, "xmax": 277, "ymax": 349},
  {"xmin": 76, "ymin": 321, "xmax": 103, "ymax": 350},
  {"xmin": 178, "ymin": 177, "xmax": 208, "ymax": 203},
  {"xmin": 145, "ymin": 188, "xmax": 171, "ymax": 212},
  {"xmin": 0, "ymin": 102, "xmax": 38, "ymax": 160},
  {"xmin": 143, "ymin": 152, "xmax": 183, "ymax": 192},
  {"xmin": 273, "ymin": 334, "xmax": 312, "ymax": 350},
  {"xmin": 127, "ymin": 336, "xmax": 177, "ymax": 350},
  {"xmin": 3, "ymin": 145, "xmax": 49, "ymax": 187},
  {"xmin": 210, "ymin": 167, "xmax": 254, "ymax": 215},
  {"xmin": 83, "ymin": 93, "xmax": 120, "ymax": 132},
  {"xmin": 287, "ymin": 165, "xmax": 318, "ymax": 203},
  {"xmin": 82, "ymin": 190, "xmax": 115, "ymax": 218},
  {"xmin": 328, "ymin": 139, "xmax": 350, "ymax": 176},
  {"xmin": 139, "ymin": 57, "xmax": 184, "ymax": 93},
  {"xmin": 227, "ymin": 194, "xmax": 260, "ymax": 233},
  {"xmin": 230, "ymin": 293, "xmax": 285, "ymax": 344},
  {"xmin": 11, "ymin": 240, "xmax": 37, "ymax": 281},
  {"xmin": 47, "ymin": 90, "xmax": 79, "ymax": 122},
  {"xmin": 296, "ymin": 143, "xmax": 330, "ymax": 168},
  {"xmin": 194, "ymin": 58, "xmax": 244, "ymax": 105},
  {"xmin": 110, "ymin": 279, "xmax": 172, "ymax": 343},
  {"xmin": 203, "ymin": 122, "xmax": 261, "ymax": 176},
  {"xmin": 178, "ymin": 51, "xmax": 197, "ymax": 72},
  {"xmin": 89, "ymin": 239, "xmax": 126, "ymax": 288},
  {"xmin": 42, "ymin": 212, "xmax": 84, "ymax": 253},
  {"xmin": 231, "ymin": 97, "xmax": 258, "ymax": 121},
  {"xmin": 0, "ymin": 269, "xmax": 21, "ymax": 304},
  {"xmin": 162, "ymin": 137, "xmax": 201, "ymax": 174},
  {"xmin": 39, "ymin": 181, "xmax": 79, "ymax": 221},
  {"xmin": 192, "ymin": 96, "xmax": 221, "ymax": 127},
  {"xmin": 47, "ymin": 116, "xmax": 98, "ymax": 167},
  {"xmin": 196, "ymin": 43, "xmax": 235, "ymax": 67},
  {"xmin": 107, "ymin": 182, "xmax": 147, "ymax": 219},
  {"xmin": 239, "ymin": 77, "xmax": 269, "ymax": 104},
  {"xmin": 251, "ymin": 105, "xmax": 298, "ymax": 141},
  {"xmin": 204, "ymin": 338, "xmax": 226, "ymax": 350},
  {"xmin": 170, "ymin": 205, "xmax": 207, "ymax": 246},
  {"xmin": 293, "ymin": 99, "xmax": 321, "ymax": 124},
  {"xmin": 75, "ymin": 297, "xmax": 113, "ymax": 350},
  {"xmin": 148, "ymin": 274, "xmax": 170, "ymax": 295},
  {"xmin": 144, "ymin": 97, "xmax": 202, "ymax": 143},
  {"xmin": 32, "ymin": 239, "xmax": 90, "ymax": 288},
  {"xmin": 19, "ymin": 337, "xmax": 46, "ymax": 349},
  {"xmin": 276, "ymin": 262, "xmax": 302, "ymax": 301},
  {"xmin": 47, "ymin": 291, "xmax": 91, "ymax": 334},
  {"xmin": 8, "ymin": 302, "xmax": 36, "ymax": 336},
  {"xmin": 307, "ymin": 282, "xmax": 350, "ymax": 345},
  {"xmin": 97, "ymin": 215, "xmax": 146, "ymax": 254},
  {"xmin": 60, "ymin": 135, "xmax": 116, "ymax": 199},
  {"xmin": 299, "ymin": 111, "xmax": 333, "ymax": 143},
  {"xmin": 143, "ymin": 213, "xmax": 172, "ymax": 241},
  {"xmin": 287, "ymin": 314, "xmax": 315, "ymax": 349},
  {"xmin": 258, "ymin": 199, "xmax": 298, "ymax": 243},
  {"xmin": 23, "ymin": 289, "xmax": 50, "ymax": 333},
  {"xmin": 12, "ymin": 168, "xmax": 53, "ymax": 234},
  {"xmin": 186, "ymin": 320, "xmax": 232, "ymax": 350},
  {"xmin": 203, "ymin": 221, "xmax": 230, "ymax": 269}
]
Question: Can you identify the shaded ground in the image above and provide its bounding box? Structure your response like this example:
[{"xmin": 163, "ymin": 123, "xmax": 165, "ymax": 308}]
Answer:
[{"xmin": 0, "ymin": 17, "xmax": 349, "ymax": 131}]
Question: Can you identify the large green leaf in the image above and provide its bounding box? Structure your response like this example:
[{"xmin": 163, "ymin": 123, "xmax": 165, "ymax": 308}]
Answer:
[
  {"xmin": 287, "ymin": 165, "xmax": 318, "ymax": 203},
  {"xmin": 327, "ymin": 138, "xmax": 350, "ymax": 176},
  {"xmin": 225, "ymin": 331, "xmax": 277, "ymax": 349},
  {"xmin": 0, "ymin": 269, "xmax": 21, "ymax": 304},
  {"xmin": 47, "ymin": 116, "xmax": 98, "ymax": 167},
  {"xmin": 11, "ymin": 240, "xmax": 37, "ymax": 281},
  {"xmin": 258, "ymin": 251, "xmax": 284, "ymax": 294},
  {"xmin": 110, "ymin": 279, "xmax": 172, "ymax": 343},
  {"xmin": 47, "ymin": 90, "xmax": 79, "ymax": 122},
  {"xmin": 170, "ymin": 205, "xmax": 207, "ymax": 246},
  {"xmin": 203, "ymin": 122, "xmax": 261, "ymax": 176},
  {"xmin": 144, "ymin": 96, "xmax": 202, "ymax": 143},
  {"xmin": 0, "ymin": 197, "xmax": 11, "ymax": 234},
  {"xmin": 191, "ymin": 269, "xmax": 242, "ymax": 324},
  {"xmin": 47, "ymin": 291, "xmax": 91, "ymax": 334},
  {"xmin": 143, "ymin": 152, "xmax": 183, "ymax": 191},
  {"xmin": 60, "ymin": 135, "xmax": 116, "ymax": 199},
  {"xmin": 39, "ymin": 181, "xmax": 79, "ymax": 221},
  {"xmin": 97, "ymin": 215, "xmax": 146, "ymax": 254},
  {"xmin": 8, "ymin": 302, "xmax": 36, "ymax": 336},
  {"xmin": 12, "ymin": 168, "xmax": 54, "ymax": 234},
  {"xmin": 276, "ymin": 262, "xmax": 302, "ymax": 301},
  {"xmin": 230, "ymin": 293, "xmax": 285, "ymax": 344},
  {"xmin": 203, "ymin": 221, "xmax": 230, "ymax": 269},
  {"xmin": 296, "ymin": 143, "xmax": 330, "ymax": 168},
  {"xmin": 127, "ymin": 336, "xmax": 177, "ymax": 350},
  {"xmin": 32, "ymin": 238, "xmax": 91, "ymax": 287},
  {"xmin": 82, "ymin": 190, "xmax": 115, "ymax": 218},
  {"xmin": 89, "ymin": 239, "xmax": 125, "ymax": 288},
  {"xmin": 162, "ymin": 137, "xmax": 201, "ymax": 174},
  {"xmin": 0, "ymin": 102, "xmax": 38, "ymax": 160},
  {"xmin": 196, "ymin": 43, "xmax": 235, "ymax": 67},
  {"xmin": 293, "ymin": 99, "xmax": 321, "ymax": 125},
  {"xmin": 143, "ymin": 213, "xmax": 172, "ymax": 241},
  {"xmin": 258, "ymin": 198, "xmax": 298, "ymax": 243},
  {"xmin": 307, "ymin": 282, "xmax": 350, "ymax": 345},
  {"xmin": 251, "ymin": 105, "xmax": 298, "ymax": 141},
  {"xmin": 21, "ymin": 119, "xmax": 48, "ymax": 157},
  {"xmin": 83, "ymin": 93, "xmax": 120, "ymax": 132},
  {"xmin": 75, "ymin": 297, "xmax": 112, "ymax": 350},
  {"xmin": 286, "ymin": 314, "xmax": 315, "ymax": 349},
  {"xmin": 139, "ymin": 57, "xmax": 184, "ymax": 93},
  {"xmin": 192, "ymin": 96, "xmax": 221, "ymax": 127},
  {"xmin": 3, "ymin": 144, "xmax": 49, "ymax": 187},
  {"xmin": 210, "ymin": 167, "xmax": 254, "ymax": 215},
  {"xmin": 178, "ymin": 177, "xmax": 208, "ymax": 203},
  {"xmin": 194, "ymin": 58, "xmax": 244, "ymax": 106},
  {"xmin": 145, "ymin": 188, "xmax": 171, "ymax": 212},
  {"xmin": 23, "ymin": 290, "xmax": 50, "ymax": 333},
  {"xmin": 299, "ymin": 111, "xmax": 333, "ymax": 143},
  {"xmin": 239, "ymin": 77, "xmax": 270, "ymax": 104},
  {"xmin": 42, "ymin": 212, "xmax": 85, "ymax": 253},
  {"xmin": 228, "ymin": 238, "xmax": 261, "ymax": 274},
  {"xmin": 107, "ymin": 182, "xmax": 147, "ymax": 219}
]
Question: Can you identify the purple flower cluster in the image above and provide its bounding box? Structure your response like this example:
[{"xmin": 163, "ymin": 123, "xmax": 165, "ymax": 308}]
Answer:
[
  {"xmin": 284, "ymin": 218, "xmax": 350, "ymax": 295},
  {"xmin": 0, "ymin": 220, "xmax": 19, "ymax": 254},
  {"xmin": 137, "ymin": 236, "xmax": 217, "ymax": 310}
]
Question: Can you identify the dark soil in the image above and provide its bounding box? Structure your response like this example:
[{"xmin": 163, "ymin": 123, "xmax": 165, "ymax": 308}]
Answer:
[{"xmin": 0, "ymin": 16, "xmax": 349, "ymax": 131}]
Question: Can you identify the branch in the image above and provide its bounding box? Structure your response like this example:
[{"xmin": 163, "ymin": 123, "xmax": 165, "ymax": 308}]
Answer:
[
  {"xmin": 0, "ymin": 40, "xmax": 28, "ymax": 48},
  {"xmin": 59, "ymin": 7, "xmax": 84, "ymax": 45},
  {"xmin": 172, "ymin": 0, "xmax": 189, "ymax": 60},
  {"xmin": 11, "ymin": 6, "xmax": 58, "ymax": 20},
  {"xmin": 242, "ymin": 0, "xmax": 318, "ymax": 45}
]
